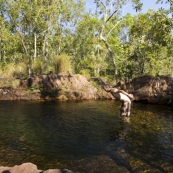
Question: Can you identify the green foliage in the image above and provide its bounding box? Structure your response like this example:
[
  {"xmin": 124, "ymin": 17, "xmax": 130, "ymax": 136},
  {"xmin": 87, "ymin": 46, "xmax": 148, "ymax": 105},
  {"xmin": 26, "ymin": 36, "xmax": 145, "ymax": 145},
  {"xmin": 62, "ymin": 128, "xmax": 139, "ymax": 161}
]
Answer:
[
  {"xmin": 0, "ymin": 63, "xmax": 27, "ymax": 78},
  {"xmin": 27, "ymin": 85, "xmax": 39, "ymax": 92},
  {"xmin": 72, "ymin": 14, "xmax": 108, "ymax": 78},
  {"xmin": 0, "ymin": 0, "xmax": 84, "ymax": 75},
  {"xmin": 125, "ymin": 10, "xmax": 173, "ymax": 79},
  {"xmin": 78, "ymin": 69, "xmax": 91, "ymax": 78},
  {"xmin": 1, "ymin": 0, "xmax": 173, "ymax": 82},
  {"xmin": 0, "ymin": 78, "xmax": 20, "ymax": 89},
  {"xmin": 32, "ymin": 58, "xmax": 44, "ymax": 75}
]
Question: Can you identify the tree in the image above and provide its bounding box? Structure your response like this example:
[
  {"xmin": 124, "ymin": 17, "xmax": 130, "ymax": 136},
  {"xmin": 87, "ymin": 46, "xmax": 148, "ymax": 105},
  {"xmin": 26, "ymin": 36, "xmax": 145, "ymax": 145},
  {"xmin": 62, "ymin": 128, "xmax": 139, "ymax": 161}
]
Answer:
[
  {"xmin": 94, "ymin": 0, "xmax": 142, "ymax": 81},
  {"xmin": 1, "ymin": 0, "xmax": 85, "ymax": 76},
  {"xmin": 127, "ymin": 9, "xmax": 173, "ymax": 77},
  {"xmin": 72, "ymin": 14, "xmax": 107, "ymax": 77}
]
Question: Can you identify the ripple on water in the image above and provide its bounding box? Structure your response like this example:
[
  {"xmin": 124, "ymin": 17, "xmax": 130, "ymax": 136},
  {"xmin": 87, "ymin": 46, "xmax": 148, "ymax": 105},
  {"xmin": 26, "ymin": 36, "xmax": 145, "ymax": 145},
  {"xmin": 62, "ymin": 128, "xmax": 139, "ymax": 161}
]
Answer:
[{"xmin": 0, "ymin": 100, "xmax": 173, "ymax": 172}]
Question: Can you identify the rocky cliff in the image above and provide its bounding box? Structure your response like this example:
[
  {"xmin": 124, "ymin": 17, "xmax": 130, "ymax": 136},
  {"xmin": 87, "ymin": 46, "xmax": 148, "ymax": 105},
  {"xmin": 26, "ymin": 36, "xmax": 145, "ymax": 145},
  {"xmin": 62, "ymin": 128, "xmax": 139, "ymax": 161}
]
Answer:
[
  {"xmin": 0, "ymin": 74, "xmax": 112, "ymax": 101},
  {"xmin": 115, "ymin": 75, "xmax": 173, "ymax": 105},
  {"xmin": 0, "ymin": 74, "xmax": 173, "ymax": 105}
]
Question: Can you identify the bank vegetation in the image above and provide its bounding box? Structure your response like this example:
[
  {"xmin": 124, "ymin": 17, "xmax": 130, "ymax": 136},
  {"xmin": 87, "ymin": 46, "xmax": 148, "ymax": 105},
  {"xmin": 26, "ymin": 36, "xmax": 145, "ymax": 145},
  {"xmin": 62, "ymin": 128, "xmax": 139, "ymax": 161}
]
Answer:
[{"xmin": 1, "ymin": 0, "xmax": 173, "ymax": 84}]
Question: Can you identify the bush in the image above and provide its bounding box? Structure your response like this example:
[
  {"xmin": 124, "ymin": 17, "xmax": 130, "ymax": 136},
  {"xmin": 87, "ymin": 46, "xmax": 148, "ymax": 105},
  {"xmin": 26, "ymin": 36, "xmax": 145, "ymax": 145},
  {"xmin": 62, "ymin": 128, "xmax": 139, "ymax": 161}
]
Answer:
[
  {"xmin": 53, "ymin": 54, "xmax": 73, "ymax": 74},
  {"xmin": 32, "ymin": 57, "xmax": 44, "ymax": 75},
  {"xmin": 78, "ymin": 69, "xmax": 91, "ymax": 78},
  {"xmin": 0, "ymin": 62, "xmax": 27, "ymax": 78}
]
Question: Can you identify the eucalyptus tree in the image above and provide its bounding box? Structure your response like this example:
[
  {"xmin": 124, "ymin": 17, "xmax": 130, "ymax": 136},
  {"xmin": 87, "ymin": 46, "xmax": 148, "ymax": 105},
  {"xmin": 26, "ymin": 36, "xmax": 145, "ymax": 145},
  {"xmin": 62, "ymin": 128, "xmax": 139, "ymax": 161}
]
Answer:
[
  {"xmin": 106, "ymin": 13, "xmax": 134, "ymax": 80},
  {"xmin": 93, "ymin": 0, "xmax": 173, "ymax": 81},
  {"xmin": 127, "ymin": 9, "xmax": 173, "ymax": 77},
  {"xmin": 50, "ymin": 0, "xmax": 85, "ymax": 56},
  {"xmin": 93, "ymin": 0, "xmax": 142, "ymax": 81},
  {"xmin": 1, "ymin": 0, "xmax": 85, "ymax": 76},
  {"xmin": 0, "ymin": 0, "xmax": 22, "ymax": 65},
  {"xmin": 71, "ymin": 14, "xmax": 107, "ymax": 77},
  {"xmin": 4, "ymin": 0, "xmax": 60, "ymax": 75}
]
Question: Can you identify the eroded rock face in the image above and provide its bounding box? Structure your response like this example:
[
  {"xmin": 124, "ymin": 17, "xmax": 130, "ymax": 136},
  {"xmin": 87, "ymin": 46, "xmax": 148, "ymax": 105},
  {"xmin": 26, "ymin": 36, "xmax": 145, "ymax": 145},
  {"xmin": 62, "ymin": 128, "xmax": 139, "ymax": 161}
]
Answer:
[
  {"xmin": 115, "ymin": 75, "xmax": 173, "ymax": 105},
  {"xmin": 0, "ymin": 74, "xmax": 173, "ymax": 105},
  {"xmin": 0, "ymin": 74, "xmax": 111, "ymax": 101}
]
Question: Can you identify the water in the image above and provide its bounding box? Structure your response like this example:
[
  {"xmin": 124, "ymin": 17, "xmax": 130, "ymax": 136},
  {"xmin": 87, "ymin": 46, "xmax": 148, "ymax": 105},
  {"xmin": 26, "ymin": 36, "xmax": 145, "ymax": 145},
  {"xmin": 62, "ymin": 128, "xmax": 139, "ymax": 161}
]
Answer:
[{"xmin": 0, "ymin": 100, "xmax": 173, "ymax": 173}]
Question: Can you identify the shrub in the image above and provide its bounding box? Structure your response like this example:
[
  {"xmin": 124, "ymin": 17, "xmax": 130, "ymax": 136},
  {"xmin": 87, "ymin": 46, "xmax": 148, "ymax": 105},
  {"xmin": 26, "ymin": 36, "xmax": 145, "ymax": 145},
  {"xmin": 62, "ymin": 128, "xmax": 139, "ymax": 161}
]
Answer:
[
  {"xmin": 32, "ymin": 57, "xmax": 44, "ymax": 75},
  {"xmin": 53, "ymin": 54, "xmax": 73, "ymax": 74},
  {"xmin": 78, "ymin": 69, "xmax": 91, "ymax": 78},
  {"xmin": 0, "ymin": 62, "xmax": 27, "ymax": 78}
]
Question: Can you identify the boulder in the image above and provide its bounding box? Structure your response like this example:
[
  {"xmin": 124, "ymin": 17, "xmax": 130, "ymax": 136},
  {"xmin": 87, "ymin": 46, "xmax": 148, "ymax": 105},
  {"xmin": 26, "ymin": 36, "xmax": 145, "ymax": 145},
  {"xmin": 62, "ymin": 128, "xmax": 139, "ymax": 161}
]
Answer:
[
  {"xmin": 0, "ymin": 163, "xmax": 75, "ymax": 173},
  {"xmin": 0, "ymin": 163, "xmax": 39, "ymax": 173},
  {"xmin": 116, "ymin": 75, "xmax": 173, "ymax": 105},
  {"xmin": 0, "ymin": 74, "xmax": 173, "ymax": 105},
  {"xmin": 0, "ymin": 74, "xmax": 111, "ymax": 101}
]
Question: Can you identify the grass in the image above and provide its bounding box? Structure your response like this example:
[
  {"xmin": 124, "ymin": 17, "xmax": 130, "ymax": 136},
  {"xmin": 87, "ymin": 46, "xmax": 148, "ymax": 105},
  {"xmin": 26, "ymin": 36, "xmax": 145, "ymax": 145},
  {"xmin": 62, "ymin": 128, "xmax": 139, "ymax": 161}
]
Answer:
[{"xmin": 0, "ymin": 78, "xmax": 20, "ymax": 89}]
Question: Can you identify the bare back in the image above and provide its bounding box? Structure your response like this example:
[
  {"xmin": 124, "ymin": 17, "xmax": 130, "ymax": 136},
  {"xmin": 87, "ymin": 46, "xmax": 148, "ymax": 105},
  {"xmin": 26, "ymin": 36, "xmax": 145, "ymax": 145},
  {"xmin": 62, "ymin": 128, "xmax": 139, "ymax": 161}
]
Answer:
[
  {"xmin": 109, "ymin": 88, "xmax": 131, "ymax": 103},
  {"xmin": 111, "ymin": 92, "xmax": 131, "ymax": 103}
]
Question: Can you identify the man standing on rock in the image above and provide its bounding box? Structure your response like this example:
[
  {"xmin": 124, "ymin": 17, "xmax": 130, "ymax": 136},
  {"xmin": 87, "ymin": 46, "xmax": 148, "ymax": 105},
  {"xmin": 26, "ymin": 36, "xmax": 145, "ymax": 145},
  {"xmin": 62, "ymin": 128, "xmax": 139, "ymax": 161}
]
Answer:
[{"xmin": 104, "ymin": 84, "xmax": 134, "ymax": 117}]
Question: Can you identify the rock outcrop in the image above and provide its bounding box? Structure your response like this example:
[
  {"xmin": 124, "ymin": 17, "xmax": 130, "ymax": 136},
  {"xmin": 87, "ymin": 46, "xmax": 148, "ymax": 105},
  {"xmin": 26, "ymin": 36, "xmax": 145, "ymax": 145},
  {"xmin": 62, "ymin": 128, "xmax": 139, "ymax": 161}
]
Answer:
[
  {"xmin": 0, "ymin": 74, "xmax": 112, "ymax": 101},
  {"xmin": 0, "ymin": 74, "xmax": 173, "ymax": 105},
  {"xmin": 115, "ymin": 75, "xmax": 173, "ymax": 105},
  {"xmin": 0, "ymin": 163, "xmax": 74, "ymax": 173}
]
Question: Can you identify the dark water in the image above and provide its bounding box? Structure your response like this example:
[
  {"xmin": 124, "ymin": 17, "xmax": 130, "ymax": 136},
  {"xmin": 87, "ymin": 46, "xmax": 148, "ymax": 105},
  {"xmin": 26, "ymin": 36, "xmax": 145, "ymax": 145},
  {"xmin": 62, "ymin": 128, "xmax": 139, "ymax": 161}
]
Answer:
[{"xmin": 0, "ymin": 100, "xmax": 173, "ymax": 173}]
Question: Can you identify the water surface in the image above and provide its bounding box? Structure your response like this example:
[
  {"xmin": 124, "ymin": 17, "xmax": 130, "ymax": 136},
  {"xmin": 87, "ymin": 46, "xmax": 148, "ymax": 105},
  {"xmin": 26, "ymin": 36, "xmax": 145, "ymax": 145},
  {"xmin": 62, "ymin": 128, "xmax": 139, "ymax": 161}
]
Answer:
[{"xmin": 0, "ymin": 100, "xmax": 172, "ymax": 173}]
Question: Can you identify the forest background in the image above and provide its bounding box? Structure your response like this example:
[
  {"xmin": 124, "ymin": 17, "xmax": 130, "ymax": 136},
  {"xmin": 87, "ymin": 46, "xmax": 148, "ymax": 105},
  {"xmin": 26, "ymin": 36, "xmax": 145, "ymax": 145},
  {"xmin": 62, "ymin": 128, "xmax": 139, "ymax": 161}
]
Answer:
[{"xmin": 1, "ymin": 0, "xmax": 173, "ymax": 84}]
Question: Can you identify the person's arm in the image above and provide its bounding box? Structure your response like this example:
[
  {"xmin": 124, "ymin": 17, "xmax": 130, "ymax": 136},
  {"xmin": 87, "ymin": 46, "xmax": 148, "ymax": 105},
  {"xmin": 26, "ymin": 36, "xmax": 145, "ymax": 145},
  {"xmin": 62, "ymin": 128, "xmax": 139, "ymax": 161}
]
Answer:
[
  {"xmin": 107, "ymin": 88, "xmax": 127, "ymax": 95},
  {"xmin": 104, "ymin": 84, "xmax": 135, "ymax": 100},
  {"xmin": 103, "ymin": 85, "xmax": 112, "ymax": 92}
]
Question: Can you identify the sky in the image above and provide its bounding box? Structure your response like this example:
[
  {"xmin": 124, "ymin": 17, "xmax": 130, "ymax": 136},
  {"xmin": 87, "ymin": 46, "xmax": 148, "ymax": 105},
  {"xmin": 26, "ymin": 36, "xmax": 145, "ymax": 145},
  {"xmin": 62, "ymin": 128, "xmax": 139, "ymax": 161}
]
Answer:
[{"xmin": 85, "ymin": 0, "xmax": 170, "ymax": 16}]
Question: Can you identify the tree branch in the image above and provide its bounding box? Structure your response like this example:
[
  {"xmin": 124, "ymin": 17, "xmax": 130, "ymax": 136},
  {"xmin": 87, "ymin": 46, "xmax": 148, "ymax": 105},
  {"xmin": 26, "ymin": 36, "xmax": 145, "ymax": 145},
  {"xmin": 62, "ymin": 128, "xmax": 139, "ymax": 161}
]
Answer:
[
  {"xmin": 106, "ymin": 9, "xmax": 118, "ymax": 23},
  {"xmin": 106, "ymin": 20, "xmax": 120, "ymax": 39},
  {"xmin": 100, "ymin": 0, "xmax": 106, "ymax": 9},
  {"xmin": 18, "ymin": 31, "xmax": 28, "ymax": 55}
]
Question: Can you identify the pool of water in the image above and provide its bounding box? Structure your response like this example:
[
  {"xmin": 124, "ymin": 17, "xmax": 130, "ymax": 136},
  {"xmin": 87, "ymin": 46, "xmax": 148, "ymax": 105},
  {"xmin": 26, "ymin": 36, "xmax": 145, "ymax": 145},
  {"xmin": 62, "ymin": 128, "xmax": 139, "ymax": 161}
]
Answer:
[{"xmin": 0, "ymin": 100, "xmax": 173, "ymax": 173}]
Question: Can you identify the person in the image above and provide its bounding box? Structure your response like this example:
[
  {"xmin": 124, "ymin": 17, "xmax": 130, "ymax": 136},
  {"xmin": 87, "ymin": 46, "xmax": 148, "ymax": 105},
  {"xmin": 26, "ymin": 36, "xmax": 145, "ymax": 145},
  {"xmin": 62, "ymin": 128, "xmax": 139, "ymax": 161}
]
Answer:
[{"xmin": 103, "ymin": 84, "xmax": 134, "ymax": 117}]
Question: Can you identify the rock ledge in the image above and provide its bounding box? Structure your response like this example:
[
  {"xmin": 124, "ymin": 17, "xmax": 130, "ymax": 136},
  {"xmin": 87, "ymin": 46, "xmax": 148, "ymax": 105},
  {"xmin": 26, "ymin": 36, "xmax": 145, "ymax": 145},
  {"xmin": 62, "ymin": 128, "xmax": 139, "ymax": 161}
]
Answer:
[{"xmin": 0, "ymin": 163, "xmax": 74, "ymax": 173}]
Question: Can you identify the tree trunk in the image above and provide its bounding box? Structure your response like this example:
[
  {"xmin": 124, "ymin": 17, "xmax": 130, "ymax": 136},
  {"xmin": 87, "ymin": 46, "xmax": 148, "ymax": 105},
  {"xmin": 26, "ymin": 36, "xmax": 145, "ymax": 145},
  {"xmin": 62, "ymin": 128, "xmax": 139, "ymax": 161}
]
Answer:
[
  {"xmin": 99, "ymin": 8, "xmax": 118, "ymax": 83},
  {"xmin": 0, "ymin": 38, "xmax": 2, "ymax": 62},
  {"xmin": 45, "ymin": 34, "xmax": 48, "ymax": 59},
  {"xmin": 19, "ymin": 32, "xmax": 28, "ymax": 55},
  {"xmin": 34, "ymin": 32, "xmax": 37, "ymax": 60},
  {"xmin": 58, "ymin": 45, "xmax": 61, "ymax": 55},
  {"xmin": 100, "ymin": 34, "xmax": 117, "ymax": 82},
  {"xmin": 18, "ymin": 32, "xmax": 32, "ymax": 77},
  {"xmin": 42, "ymin": 33, "xmax": 48, "ymax": 60}
]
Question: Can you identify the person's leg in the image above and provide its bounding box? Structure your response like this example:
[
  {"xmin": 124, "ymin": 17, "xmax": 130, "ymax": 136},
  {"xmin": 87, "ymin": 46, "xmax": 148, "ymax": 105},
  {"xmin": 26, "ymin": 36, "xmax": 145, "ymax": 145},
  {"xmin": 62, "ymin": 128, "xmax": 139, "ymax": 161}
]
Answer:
[
  {"xmin": 120, "ymin": 102, "xmax": 128, "ymax": 117},
  {"xmin": 126, "ymin": 102, "xmax": 131, "ymax": 117}
]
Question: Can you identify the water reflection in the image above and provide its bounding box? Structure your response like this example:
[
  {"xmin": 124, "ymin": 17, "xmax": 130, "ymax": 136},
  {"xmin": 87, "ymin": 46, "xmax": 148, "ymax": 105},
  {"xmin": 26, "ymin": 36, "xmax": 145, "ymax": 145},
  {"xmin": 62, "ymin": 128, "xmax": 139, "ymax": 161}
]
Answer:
[{"xmin": 0, "ymin": 100, "xmax": 172, "ymax": 172}]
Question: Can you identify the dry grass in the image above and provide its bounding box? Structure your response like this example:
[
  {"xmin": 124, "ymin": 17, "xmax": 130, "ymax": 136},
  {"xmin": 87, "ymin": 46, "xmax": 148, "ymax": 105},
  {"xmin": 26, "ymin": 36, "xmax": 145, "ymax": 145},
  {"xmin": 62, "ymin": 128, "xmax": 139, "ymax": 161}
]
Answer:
[{"xmin": 53, "ymin": 54, "xmax": 73, "ymax": 74}]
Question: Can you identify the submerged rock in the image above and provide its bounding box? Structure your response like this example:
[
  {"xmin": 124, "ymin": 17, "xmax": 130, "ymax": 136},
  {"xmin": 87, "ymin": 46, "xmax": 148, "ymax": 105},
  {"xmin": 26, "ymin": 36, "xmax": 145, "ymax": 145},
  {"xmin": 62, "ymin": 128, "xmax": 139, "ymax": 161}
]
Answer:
[{"xmin": 0, "ymin": 163, "xmax": 75, "ymax": 173}]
